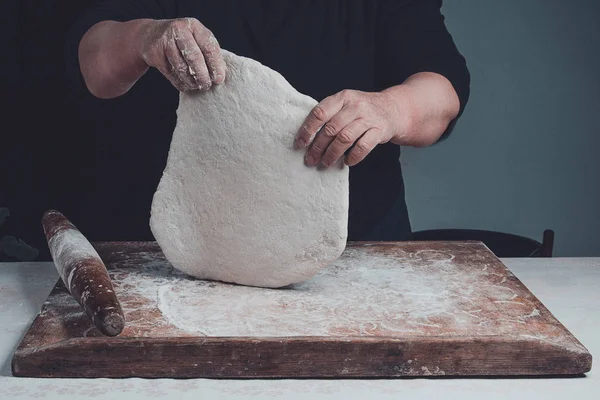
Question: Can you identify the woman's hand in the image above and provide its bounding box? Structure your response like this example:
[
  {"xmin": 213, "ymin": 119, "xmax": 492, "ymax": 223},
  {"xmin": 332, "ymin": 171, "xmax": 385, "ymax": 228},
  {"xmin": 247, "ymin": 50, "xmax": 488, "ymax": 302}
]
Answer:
[
  {"xmin": 295, "ymin": 89, "xmax": 407, "ymax": 167},
  {"xmin": 79, "ymin": 18, "xmax": 227, "ymax": 98},
  {"xmin": 294, "ymin": 72, "xmax": 460, "ymax": 167},
  {"xmin": 139, "ymin": 18, "xmax": 226, "ymax": 92}
]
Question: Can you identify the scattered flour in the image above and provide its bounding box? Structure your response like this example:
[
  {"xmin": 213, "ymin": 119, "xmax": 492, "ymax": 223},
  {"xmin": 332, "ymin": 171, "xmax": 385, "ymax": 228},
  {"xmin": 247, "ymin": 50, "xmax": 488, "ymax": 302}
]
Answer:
[
  {"xmin": 155, "ymin": 247, "xmax": 512, "ymax": 337},
  {"xmin": 48, "ymin": 228, "xmax": 101, "ymax": 289}
]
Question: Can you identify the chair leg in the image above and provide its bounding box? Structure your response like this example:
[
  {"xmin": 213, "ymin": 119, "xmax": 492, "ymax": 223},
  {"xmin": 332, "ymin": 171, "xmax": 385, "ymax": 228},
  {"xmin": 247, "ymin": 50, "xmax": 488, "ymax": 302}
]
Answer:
[{"xmin": 540, "ymin": 230, "xmax": 555, "ymax": 257}]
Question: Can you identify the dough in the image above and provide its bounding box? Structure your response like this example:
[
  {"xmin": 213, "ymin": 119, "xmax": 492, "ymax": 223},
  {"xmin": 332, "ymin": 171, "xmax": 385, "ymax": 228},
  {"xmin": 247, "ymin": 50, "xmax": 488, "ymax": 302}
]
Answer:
[{"xmin": 150, "ymin": 50, "xmax": 349, "ymax": 288}]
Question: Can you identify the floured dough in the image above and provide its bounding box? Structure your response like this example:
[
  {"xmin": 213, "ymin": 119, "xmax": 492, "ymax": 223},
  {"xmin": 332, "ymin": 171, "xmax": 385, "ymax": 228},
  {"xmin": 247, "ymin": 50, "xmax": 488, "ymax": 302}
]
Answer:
[{"xmin": 150, "ymin": 50, "xmax": 348, "ymax": 288}]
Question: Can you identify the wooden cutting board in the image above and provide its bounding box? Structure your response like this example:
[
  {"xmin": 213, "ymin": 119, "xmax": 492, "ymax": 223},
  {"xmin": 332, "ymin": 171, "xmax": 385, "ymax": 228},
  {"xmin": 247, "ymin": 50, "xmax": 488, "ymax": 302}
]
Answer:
[{"xmin": 12, "ymin": 241, "xmax": 591, "ymax": 378}]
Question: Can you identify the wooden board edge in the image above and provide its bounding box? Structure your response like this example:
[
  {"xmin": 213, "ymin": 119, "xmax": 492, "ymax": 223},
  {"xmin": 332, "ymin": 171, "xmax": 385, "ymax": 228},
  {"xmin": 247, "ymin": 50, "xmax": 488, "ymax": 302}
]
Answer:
[{"xmin": 12, "ymin": 335, "xmax": 592, "ymax": 378}]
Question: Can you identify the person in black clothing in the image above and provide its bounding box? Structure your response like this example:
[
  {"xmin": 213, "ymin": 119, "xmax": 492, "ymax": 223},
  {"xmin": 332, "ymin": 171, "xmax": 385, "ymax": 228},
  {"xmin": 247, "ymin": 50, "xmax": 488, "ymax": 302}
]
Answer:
[{"xmin": 64, "ymin": 0, "xmax": 469, "ymax": 245}]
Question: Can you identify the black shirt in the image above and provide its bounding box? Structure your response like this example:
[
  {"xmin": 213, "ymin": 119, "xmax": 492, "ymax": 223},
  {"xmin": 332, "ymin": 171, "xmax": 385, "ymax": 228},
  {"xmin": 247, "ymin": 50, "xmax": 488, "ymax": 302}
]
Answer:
[{"xmin": 64, "ymin": 0, "xmax": 470, "ymax": 243}]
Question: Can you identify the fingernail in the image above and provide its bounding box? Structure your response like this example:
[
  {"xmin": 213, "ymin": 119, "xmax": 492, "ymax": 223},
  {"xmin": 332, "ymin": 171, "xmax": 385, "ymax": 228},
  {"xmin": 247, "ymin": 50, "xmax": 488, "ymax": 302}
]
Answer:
[
  {"xmin": 305, "ymin": 155, "xmax": 316, "ymax": 166},
  {"xmin": 212, "ymin": 72, "xmax": 224, "ymax": 84},
  {"xmin": 198, "ymin": 83, "xmax": 212, "ymax": 91},
  {"xmin": 294, "ymin": 138, "xmax": 306, "ymax": 149}
]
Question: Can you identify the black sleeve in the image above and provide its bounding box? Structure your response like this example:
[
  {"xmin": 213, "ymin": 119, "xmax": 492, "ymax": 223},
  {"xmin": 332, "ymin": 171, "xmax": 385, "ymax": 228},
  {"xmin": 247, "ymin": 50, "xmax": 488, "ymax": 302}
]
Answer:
[
  {"xmin": 65, "ymin": 0, "xmax": 178, "ymax": 95},
  {"xmin": 375, "ymin": 0, "xmax": 470, "ymax": 139}
]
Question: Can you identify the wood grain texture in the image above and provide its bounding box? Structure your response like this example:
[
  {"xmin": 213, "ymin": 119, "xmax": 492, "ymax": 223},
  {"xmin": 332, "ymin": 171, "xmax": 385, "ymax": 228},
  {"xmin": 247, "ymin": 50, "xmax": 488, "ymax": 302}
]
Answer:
[{"xmin": 11, "ymin": 241, "xmax": 592, "ymax": 378}]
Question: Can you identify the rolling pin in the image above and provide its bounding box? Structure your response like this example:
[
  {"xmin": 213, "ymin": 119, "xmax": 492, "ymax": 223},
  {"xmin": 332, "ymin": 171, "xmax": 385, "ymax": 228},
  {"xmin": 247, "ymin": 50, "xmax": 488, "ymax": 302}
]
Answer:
[{"xmin": 42, "ymin": 210, "xmax": 125, "ymax": 336}]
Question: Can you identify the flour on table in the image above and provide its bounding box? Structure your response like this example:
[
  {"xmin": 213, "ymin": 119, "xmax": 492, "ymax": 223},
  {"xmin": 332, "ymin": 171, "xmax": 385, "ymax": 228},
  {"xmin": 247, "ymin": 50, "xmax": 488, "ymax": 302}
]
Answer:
[{"xmin": 150, "ymin": 50, "xmax": 349, "ymax": 288}]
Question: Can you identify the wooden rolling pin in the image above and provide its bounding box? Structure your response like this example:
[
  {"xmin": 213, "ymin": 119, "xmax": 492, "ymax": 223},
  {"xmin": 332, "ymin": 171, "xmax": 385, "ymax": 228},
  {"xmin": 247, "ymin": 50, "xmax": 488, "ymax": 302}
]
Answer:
[{"xmin": 42, "ymin": 210, "xmax": 125, "ymax": 336}]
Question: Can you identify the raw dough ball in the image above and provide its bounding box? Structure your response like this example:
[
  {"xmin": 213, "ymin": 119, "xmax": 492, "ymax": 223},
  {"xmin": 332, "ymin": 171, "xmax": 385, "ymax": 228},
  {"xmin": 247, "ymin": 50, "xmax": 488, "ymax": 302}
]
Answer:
[{"xmin": 150, "ymin": 50, "xmax": 348, "ymax": 288}]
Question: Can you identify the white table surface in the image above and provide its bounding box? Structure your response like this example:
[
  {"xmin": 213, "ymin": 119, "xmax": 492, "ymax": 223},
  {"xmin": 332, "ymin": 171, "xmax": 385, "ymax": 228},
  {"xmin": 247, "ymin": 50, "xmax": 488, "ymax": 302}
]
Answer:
[{"xmin": 0, "ymin": 258, "xmax": 598, "ymax": 399}]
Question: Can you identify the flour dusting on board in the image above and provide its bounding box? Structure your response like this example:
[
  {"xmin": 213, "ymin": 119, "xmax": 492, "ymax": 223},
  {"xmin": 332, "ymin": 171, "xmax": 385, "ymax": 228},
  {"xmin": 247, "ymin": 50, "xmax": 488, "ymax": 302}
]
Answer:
[
  {"xmin": 34, "ymin": 241, "xmax": 589, "ymax": 356},
  {"xmin": 65, "ymin": 242, "xmax": 584, "ymax": 353},
  {"xmin": 157, "ymin": 248, "xmax": 489, "ymax": 336}
]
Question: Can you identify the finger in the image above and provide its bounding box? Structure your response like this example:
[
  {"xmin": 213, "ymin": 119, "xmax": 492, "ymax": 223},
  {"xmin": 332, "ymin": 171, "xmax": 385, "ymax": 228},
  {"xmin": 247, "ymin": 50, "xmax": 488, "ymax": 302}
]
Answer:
[
  {"xmin": 156, "ymin": 53, "xmax": 188, "ymax": 92},
  {"xmin": 345, "ymin": 128, "xmax": 382, "ymax": 166},
  {"xmin": 160, "ymin": 66, "xmax": 188, "ymax": 92},
  {"xmin": 174, "ymin": 30, "xmax": 212, "ymax": 91},
  {"xmin": 191, "ymin": 23, "xmax": 226, "ymax": 84},
  {"xmin": 304, "ymin": 106, "xmax": 359, "ymax": 167},
  {"xmin": 321, "ymin": 119, "xmax": 370, "ymax": 167},
  {"xmin": 165, "ymin": 34, "xmax": 197, "ymax": 90},
  {"xmin": 295, "ymin": 94, "xmax": 345, "ymax": 149}
]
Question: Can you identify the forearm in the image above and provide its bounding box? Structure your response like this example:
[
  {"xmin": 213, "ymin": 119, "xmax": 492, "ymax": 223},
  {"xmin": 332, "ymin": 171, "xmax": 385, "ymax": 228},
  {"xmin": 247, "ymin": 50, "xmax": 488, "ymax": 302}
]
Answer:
[
  {"xmin": 78, "ymin": 19, "xmax": 153, "ymax": 99},
  {"xmin": 385, "ymin": 72, "xmax": 460, "ymax": 147}
]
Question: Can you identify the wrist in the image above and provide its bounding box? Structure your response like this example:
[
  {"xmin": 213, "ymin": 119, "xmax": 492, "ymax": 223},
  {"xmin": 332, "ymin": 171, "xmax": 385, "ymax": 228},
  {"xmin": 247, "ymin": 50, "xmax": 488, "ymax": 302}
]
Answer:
[
  {"xmin": 128, "ymin": 19, "xmax": 156, "ymax": 71},
  {"xmin": 381, "ymin": 85, "xmax": 419, "ymax": 144}
]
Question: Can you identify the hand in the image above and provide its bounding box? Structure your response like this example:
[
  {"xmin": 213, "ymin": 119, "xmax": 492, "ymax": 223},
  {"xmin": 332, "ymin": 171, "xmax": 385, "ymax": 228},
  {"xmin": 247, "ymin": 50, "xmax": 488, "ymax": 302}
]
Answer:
[
  {"xmin": 139, "ymin": 18, "xmax": 226, "ymax": 92},
  {"xmin": 294, "ymin": 89, "xmax": 408, "ymax": 167}
]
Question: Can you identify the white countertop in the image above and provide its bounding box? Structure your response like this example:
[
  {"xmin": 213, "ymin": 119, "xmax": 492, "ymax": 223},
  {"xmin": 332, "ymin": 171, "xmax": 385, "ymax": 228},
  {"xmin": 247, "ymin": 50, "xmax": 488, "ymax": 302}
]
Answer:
[{"xmin": 0, "ymin": 258, "xmax": 598, "ymax": 399}]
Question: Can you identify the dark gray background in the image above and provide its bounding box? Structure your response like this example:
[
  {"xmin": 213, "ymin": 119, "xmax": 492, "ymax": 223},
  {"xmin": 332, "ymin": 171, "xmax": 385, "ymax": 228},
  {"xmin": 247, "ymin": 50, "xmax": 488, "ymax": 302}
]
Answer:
[{"xmin": 403, "ymin": 0, "xmax": 600, "ymax": 256}]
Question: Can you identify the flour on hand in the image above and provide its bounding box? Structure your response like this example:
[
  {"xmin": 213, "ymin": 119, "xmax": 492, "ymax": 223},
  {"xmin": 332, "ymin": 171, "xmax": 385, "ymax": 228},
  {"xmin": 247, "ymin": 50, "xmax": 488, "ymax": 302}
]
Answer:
[{"xmin": 150, "ymin": 50, "xmax": 349, "ymax": 288}]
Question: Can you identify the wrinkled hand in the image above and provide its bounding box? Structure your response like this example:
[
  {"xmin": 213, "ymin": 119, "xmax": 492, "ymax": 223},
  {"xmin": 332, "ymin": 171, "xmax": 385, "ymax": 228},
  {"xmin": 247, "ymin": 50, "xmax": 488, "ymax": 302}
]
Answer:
[
  {"xmin": 295, "ymin": 89, "xmax": 407, "ymax": 167},
  {"xmin": 139, "ymin": 18, "xmax": 226, "ymax": 92}
]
